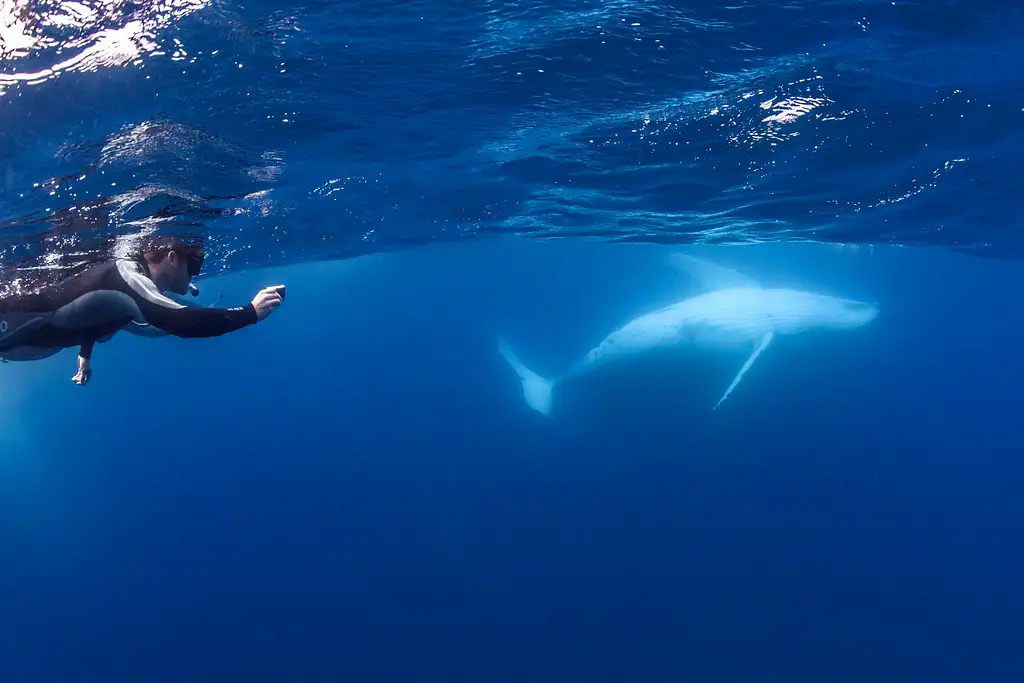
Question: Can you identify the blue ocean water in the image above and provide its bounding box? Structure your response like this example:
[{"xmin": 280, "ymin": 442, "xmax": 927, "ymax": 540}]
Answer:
[{"xmin": 3, "ymin": 1, "xmax": 1024, "ymax": 681}]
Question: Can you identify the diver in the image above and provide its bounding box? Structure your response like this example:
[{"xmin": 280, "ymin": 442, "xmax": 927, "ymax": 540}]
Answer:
[{"xmin": 0, "ymin": 238, "xmax": 285, "ymax": 385}]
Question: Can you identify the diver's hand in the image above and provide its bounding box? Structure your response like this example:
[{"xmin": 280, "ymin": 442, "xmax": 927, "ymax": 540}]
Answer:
[
  {"xmin": 72, "ymin": 354, "xmax": 91, "ymax": 386},
  {"xmin": 251, "ymin": 285, "xmax": 285, "ymax": 321}
]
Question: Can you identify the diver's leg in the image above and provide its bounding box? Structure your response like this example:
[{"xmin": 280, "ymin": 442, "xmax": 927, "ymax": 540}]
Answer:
[
  {"xmin": 0, "ymin": 345, "xmax": 62, "ymax": 362},
  {"xmin": 0, "ymin": 313, "xmax": 52, "ymax": 353},
  {"xmin": 50, "ymin": 290, "xmax": 142, "ymax": 329},
  {"xmin": 1, "ymin": 291, "xmax": 142, "ymax": 369}
]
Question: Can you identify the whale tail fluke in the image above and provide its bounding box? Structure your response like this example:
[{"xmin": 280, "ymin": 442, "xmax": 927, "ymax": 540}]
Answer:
[{"xmin": 498, "ymin": 338, "xmax": 555, "ymax": 417}]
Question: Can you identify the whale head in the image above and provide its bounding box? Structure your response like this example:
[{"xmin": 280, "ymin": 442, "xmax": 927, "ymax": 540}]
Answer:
[
  {"xmin": 814, "ymin": 295, "xmax": 879, "ymax": 331},
  {"xmin": 759, "ymin": 289, "xmax": 878, "ymax": 336},
  {"xmin": 835, "ymin": 297, "xmax": 878, "ymax": 329}
]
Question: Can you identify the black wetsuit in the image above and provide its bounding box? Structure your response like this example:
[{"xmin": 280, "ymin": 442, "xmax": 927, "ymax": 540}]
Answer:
[{"xmin": 0, "ymin": 258, "xmax": 257, "ymax": 361}]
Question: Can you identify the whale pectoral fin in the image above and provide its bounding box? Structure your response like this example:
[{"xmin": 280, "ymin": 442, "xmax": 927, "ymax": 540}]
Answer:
[
  {"xmin": 713, "ymin": 331, "xmax": 774, "ymax": 411},
  {"xmin": 122, "ymin": 321, "xmax": 169, "ymax": 338}
]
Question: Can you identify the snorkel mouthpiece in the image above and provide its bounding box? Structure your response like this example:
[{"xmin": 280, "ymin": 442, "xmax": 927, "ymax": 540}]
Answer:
[{"xmin": 188, "ymin": 283, "xmax": 200, "ymax": 297}]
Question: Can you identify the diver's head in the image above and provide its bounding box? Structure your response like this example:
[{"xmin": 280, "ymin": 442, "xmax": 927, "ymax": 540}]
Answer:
[{"xmin": 142, "ymin": 236, "xmax": 205, "ymax": 295}]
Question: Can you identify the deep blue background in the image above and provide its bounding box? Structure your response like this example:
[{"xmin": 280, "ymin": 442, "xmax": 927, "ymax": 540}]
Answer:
[{"xmin": 3, "ymin": 240, "xmax": 1024, "ymax": 681}]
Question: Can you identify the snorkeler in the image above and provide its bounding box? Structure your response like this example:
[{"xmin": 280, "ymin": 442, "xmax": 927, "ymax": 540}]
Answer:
[{"xmin": 0, "ymin": 238, "xmax": 285, "ymax": 385}]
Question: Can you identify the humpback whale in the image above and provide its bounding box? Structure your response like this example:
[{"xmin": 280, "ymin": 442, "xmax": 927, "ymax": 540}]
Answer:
[{"xmin": 499, "ymin": 253, "xmax": 878, "ymax": 415}]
